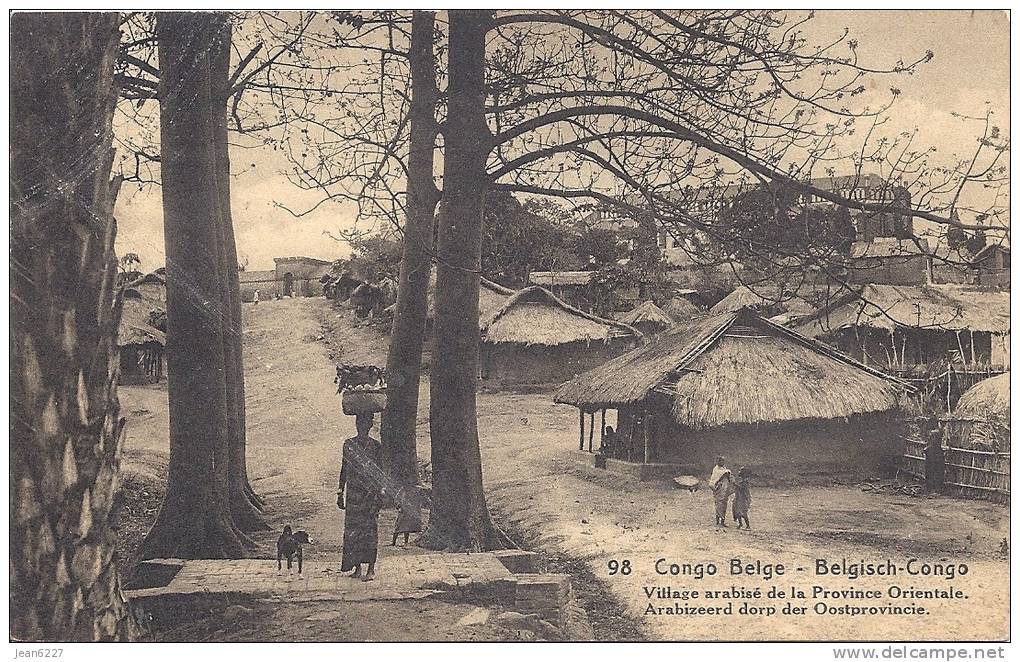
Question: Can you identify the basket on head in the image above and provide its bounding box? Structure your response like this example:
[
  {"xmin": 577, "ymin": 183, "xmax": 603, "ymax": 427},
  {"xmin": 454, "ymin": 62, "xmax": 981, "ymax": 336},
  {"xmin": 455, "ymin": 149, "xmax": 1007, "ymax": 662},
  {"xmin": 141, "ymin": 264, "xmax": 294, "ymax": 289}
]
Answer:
[{"xmin": 341, "ymin": 389, "xmax": 387, "ymax": 416}]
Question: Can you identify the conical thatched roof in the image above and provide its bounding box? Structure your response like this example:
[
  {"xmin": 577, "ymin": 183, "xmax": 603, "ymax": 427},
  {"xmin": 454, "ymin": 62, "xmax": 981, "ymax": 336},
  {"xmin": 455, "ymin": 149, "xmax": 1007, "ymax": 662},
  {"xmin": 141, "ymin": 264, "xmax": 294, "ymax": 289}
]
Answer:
[
  {"xmin": 118, "ymin": 273, "xmax": 166, "ymax": 347},
  {"xmin": 482, "ymin": 286, "xmax": 641, "ymax": 346},
  {"xmin": 663, "ymin": 297, "xmax": 701, "ymax": 322},
  {"xmin": 711, "ymin": 284, "xmax": 819, "ymax": 319},
  {"xmin": 956, "ymin": 372, "xmax": 1010, "ymax": 421},
  {"xmin": 618, "ymin": 301, "xmax": 673, "ymax": 329},
  {"xmin": 555, "ymin": 308, "xmax": 907, "ymax": 428}
]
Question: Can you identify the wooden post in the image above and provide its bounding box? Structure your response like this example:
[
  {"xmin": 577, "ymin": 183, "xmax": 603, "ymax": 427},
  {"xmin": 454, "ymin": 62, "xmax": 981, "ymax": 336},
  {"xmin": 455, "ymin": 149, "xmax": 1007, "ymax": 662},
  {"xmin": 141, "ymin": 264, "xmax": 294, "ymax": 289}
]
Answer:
[
  {"xmin": 946, "ymin": 367, "xmax": 953, "ymax": 413},
  {"xmin": 578, "ymin": 410, "xmax": 585, "ymax": 451},
  {"xmin": 643, "ymin": 411, "xmax": 652, "ymax": 464},
  {"xmin": 600, "ymin": 409, "xmax": 606, "ymax": 449},
  {"xmin": 970, "ymin": 329, "xmax": 977, "ymax": 365},
  {"xmin": 588, "ymin": 412, "xmax": 595, "ymax": 452}
]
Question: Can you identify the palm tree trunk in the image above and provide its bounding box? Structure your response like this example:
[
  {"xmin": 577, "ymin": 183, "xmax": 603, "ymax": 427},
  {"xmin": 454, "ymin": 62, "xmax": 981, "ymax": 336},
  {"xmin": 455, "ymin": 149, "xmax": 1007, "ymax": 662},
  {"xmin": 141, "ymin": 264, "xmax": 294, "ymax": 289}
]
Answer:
[{"xmin": 10, "ymin": 12, "xmax": 137, "ymax": 640}]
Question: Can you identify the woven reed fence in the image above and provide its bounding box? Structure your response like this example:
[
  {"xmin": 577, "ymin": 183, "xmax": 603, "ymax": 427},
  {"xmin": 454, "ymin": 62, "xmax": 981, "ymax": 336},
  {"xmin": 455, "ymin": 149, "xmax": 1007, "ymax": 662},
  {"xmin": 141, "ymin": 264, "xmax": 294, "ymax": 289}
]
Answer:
[{"xmin": 898, "ymin": 418, "xmax": 1009, "ymax": 504}]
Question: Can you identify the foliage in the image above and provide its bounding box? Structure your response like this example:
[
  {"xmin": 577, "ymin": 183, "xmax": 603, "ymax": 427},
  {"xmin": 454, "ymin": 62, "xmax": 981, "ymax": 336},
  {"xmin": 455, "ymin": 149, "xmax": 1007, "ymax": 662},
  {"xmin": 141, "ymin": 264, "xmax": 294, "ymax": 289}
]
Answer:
[
  {"xmin": 715, "ymin": 185, "xmax": 856, "ymax": 265},
  {"xmin": 482, "ymin": 191, "xmax": 583, "ymax": 286},
  {"xmin": 341, "ymin": 235, "xmax": 404, "ymax": 283}
]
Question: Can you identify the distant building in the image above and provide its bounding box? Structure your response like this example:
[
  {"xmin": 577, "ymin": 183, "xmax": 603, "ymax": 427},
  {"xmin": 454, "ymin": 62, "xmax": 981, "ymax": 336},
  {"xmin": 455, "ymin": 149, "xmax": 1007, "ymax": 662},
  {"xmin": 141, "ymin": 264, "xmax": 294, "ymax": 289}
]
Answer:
[
  {"xmin": 847, "ymin": 238, "xmax": 931, "ymax": 286},
  {"xmin": 582, "ymin": 173, "xmax": 913, "ymax": 267},
  {"xmin": 239, "ymin": 256, "xmax": 333, "ymax": 301}
]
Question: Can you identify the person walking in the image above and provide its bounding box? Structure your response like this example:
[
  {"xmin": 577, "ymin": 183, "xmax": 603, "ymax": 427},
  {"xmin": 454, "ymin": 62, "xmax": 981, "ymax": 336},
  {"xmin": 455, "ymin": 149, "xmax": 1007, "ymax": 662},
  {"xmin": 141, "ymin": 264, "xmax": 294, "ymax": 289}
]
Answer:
[
  {"xmin": 337, "ymin": 414, "xmax": 385, "ymax": 581},
  {"xmin": 708, "ymin": 456, "xmax": 734, "ymax": 527},
  {"xmin": 391, "ymin": 484, "xmax": 423, "ymax": 546},
  {"xmin": 732, "ymin": 467, "xmax": 752, "ymax": 529}
]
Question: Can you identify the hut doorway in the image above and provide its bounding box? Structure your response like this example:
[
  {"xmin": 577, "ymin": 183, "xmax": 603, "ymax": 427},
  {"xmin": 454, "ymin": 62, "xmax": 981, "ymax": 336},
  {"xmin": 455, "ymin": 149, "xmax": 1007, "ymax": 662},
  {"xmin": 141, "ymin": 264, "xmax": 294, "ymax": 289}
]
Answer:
[{"xmin": 283, "ymin": 272, "xmax": 294, "ymax": 297}]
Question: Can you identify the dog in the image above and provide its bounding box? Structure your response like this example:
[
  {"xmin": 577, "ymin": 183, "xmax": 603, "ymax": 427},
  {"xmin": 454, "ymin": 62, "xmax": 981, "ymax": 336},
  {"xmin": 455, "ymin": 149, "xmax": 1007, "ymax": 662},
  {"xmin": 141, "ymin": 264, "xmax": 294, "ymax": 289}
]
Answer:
[{"xmin": 276, "ymin": 525, "xmax": 313, "ymax": 577}]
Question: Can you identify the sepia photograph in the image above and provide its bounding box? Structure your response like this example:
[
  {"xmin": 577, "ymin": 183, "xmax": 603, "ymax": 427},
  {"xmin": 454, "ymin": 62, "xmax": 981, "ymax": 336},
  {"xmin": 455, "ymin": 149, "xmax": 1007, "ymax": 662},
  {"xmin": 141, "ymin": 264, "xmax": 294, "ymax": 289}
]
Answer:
[{"xmin": 8, "ymin": 8, "xmax": 1012, "ymax": 650}]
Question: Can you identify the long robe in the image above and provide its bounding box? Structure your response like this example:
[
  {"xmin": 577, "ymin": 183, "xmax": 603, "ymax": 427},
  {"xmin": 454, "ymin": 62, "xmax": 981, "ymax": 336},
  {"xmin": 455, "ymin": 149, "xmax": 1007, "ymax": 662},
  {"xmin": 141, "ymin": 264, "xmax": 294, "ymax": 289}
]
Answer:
[
  {"xmin": 712, "ymin": 472, "xmax": 735, "ymax": 520},
  {"xmin": 732, "ymin": 477, "xmax": 751, "ymax": 520},
  {"xmin": 338, "ymin": 435, "xmax": 384, "ymax": 570}
]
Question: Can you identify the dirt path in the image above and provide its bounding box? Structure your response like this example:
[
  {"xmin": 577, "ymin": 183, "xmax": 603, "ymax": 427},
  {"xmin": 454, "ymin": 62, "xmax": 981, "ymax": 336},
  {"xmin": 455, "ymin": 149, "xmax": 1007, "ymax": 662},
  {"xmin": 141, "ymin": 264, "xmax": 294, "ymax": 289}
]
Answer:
[
  {"xmin": 120, "ymin": 297, "xmax": 1009, "ymax": 641},
  {"xmin": 118, "ymin": 298, "xmax": 515, "ymax": 641},
  {"xmin": 307, "ymin": 298, "xmax": 1009, "ymax": 641}
]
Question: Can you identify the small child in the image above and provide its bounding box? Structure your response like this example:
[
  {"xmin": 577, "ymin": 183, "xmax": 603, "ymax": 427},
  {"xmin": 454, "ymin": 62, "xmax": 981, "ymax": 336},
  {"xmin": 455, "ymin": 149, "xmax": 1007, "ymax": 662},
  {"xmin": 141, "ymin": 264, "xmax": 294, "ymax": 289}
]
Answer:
[
  {"xmin": 732, "ymin": 467, "xmax": 752, "ymax": 530},
  {"xmin": 392, "ymin": 485, "xmax": 423, "ymax": 546}
]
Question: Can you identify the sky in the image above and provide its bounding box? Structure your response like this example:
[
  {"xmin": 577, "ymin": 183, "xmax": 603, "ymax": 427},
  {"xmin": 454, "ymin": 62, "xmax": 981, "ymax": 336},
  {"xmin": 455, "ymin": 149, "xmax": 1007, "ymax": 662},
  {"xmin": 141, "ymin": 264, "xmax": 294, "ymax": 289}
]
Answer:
[{"xmin": 114, "ymin": 10, "xmax": 1010, "ymax": 272}]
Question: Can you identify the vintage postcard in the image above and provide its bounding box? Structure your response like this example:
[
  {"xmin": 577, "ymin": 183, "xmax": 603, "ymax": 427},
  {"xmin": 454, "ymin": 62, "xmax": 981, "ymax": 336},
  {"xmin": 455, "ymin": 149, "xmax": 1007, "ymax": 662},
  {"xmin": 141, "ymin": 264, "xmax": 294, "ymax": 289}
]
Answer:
[{"xmin": 8, "ymin": 8, "xmax": 1011, "ymax": 652}]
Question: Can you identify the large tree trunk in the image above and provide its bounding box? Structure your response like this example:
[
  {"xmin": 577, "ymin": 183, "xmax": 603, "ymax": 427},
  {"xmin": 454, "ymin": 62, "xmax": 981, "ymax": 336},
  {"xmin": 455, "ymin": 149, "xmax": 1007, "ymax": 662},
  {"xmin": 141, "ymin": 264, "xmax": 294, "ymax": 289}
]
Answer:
[
  {"xmin": 420, "ymin": 10, "xmax": 503, "ymax": 551},
  {"xmin": 208, "ymin": 13, "xmax": 269, "ymax": 531},
  {"xmin": 10, "ymin": 12, "xmax": 137, "ymax": 640},
  {"xmin": 380, "ymin": 10, "xmax": 440, "ymax": 493},
  {"xmin": 141, "ymin": 12, "xmax": 247, "ymax": 559}
]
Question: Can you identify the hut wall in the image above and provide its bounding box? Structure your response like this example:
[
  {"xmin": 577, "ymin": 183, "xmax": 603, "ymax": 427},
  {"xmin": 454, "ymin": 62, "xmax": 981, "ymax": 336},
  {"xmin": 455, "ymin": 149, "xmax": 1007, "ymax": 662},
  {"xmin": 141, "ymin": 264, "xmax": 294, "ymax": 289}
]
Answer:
[
  {"xmin": 118, "ymin": 343, "xmax": 165, "ymax": 385},
  {"xmin": 652, "ymin": 411, "xmax": 903, "ymax": 480},
  {"xmin": 829, "ymin": 327, "xmax": 998, "ymax": 368},
  {"xmin": 991, "ymin": 331, "xmax": 1010, "ymax": 368},
  {"xmin": 480, "ymin": 337, "xmax": 638, "ymax": 387}
]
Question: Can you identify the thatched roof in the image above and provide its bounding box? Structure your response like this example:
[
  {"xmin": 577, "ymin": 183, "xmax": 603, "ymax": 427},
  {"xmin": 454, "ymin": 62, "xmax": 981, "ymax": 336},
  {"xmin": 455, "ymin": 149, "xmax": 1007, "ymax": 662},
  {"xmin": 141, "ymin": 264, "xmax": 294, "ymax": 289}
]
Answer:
[
  {"xmin": 118, "ymin": 273, "xmax": 166, "ymax": 347},
  {"xmin": 711, "ymin": 284, "xmax": 819, "ymax": 319},
  {"xmin": 425, "ymin": 269, "xmax": 515, "ymax": 326},
  {"xmin": 955, "ymin": 372, "xmax": 1010, "ymax": 421},
  {"xmin": 118, "ymin": 296, "xmax": 165, "ymax": 347},
  {"xmin": 663, "ymin": 297, "xmax": 701, "ymax": 322},
  {"xmin": 555, "ymin": 308, "xmax": 906, "ymax": 427},
  {"xmin": 482, "ymin": 286, "xmax": 640, "ymax": 346},
  {"xmin": 617, "ymin": 301, "xmax": 673, "ymax": 329},
  {"xmin": 796, "ymin": 284, "xmax": 1011, "ymax": 337},
  {"xmin": 528, "ymin": 270, "xmax": 594, "ymax": 287}
]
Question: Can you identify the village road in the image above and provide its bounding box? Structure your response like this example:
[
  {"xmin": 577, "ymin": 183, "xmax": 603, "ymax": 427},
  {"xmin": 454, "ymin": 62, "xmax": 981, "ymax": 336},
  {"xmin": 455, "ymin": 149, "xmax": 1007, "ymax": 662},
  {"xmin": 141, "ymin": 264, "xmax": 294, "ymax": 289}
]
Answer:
[{"xmin": 122, "ymin": 296, "xmax": 1009, "ymax": 641}]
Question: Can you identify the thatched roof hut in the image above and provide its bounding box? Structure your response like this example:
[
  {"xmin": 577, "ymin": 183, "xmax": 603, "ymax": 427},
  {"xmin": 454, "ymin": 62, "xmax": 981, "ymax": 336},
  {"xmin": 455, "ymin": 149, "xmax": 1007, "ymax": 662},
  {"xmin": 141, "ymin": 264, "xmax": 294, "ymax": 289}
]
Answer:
[
  {"xmin": 617, "ymin": 301, "xmax": 673, "ymax": 335},
  {"xmin": 478, "ymin": 286, "xmax": 642, "ymax": 387},
  {"xmin": 557, "ymin": 308, "xmax": 903, "ymax": 419},
  {"xmin": 798, "ymin": 284, "xmax": 1010, "ymax": 336},
  {"xmin": 955, "ymin": 372, "xmax": 1009, "ymax": 421},
  {"xmin": 556, "ymin": 308, "xmax": 909, "ymax": 478},
  {"xmin": 117, "ymin": 274, "xmax": 167, "ymax": 383},
  {"xmin": 711, "ymin": 284, "xmax": 819, "ymax": 321},
  {"xmin": 795, "ymin": 284, "xmax": 1011, "ymax": 369},
  {"xmin": 483, "ymin": 286, "xmax": 638, "ymax": 345},
  {"xmin": 663, "ymin": 297, "xmax": 701, "ymax": 323}
]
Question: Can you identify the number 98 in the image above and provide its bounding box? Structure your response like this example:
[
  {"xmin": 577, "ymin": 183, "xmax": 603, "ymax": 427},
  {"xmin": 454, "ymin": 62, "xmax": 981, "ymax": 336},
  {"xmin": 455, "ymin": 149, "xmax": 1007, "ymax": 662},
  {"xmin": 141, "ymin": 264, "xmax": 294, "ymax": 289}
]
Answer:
[{"xmin": 607, "ymin": 559, "xmax": 632, "ymax": 575}]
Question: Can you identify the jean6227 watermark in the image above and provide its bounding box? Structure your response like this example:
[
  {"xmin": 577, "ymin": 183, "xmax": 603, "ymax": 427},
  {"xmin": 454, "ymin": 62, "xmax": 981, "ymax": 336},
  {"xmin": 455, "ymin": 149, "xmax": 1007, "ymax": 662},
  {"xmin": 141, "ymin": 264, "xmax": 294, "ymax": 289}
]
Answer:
[{"xmin": 12, "ymin": 649, "xmax": 63, "ymax": 659}]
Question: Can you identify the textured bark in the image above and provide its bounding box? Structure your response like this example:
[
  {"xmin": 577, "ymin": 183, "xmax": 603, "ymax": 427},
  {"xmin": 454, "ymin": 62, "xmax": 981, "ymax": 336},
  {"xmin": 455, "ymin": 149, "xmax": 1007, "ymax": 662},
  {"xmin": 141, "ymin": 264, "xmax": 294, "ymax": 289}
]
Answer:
[
  {"xmin": 141, "ymin": 12, "xmax": 247, "ymax": 559},
  {"xmin": 10, "ymin": 12, "xmax": 137, "ymax": 641},
  {"xmin": 208, "ymin": 14, "xmax": 269, "ymax": 531},
  {"xmin": 380, "ymin": 10, "xmax": 440, "ymax": 492},
  {"xmin": 420, "ymin": 10, "xmax": 503, "ymax": 551}
]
